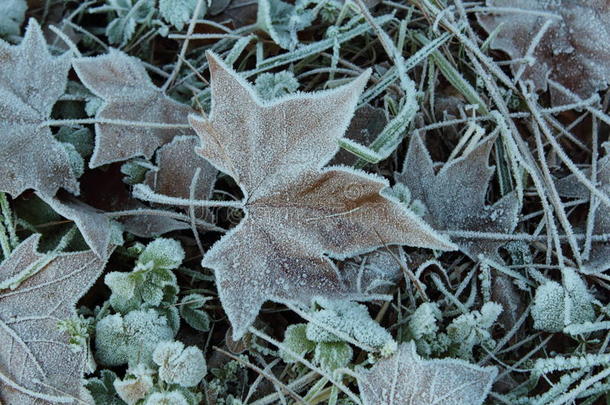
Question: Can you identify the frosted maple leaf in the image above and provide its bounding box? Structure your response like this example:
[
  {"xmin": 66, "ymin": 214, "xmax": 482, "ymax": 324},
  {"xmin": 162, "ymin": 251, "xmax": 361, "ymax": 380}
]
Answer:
[
  {"xmin": 0, "ymin": 19, "xmax": 78, "ymax": 198},
  {"xmin": 73, "ymin": 49, "xmax": 194, "ymax": 168},
  {"xmin": 190, "ymin": 52, "xmax": 456, "ymax": 339},
  {"xmin": 0, "ymin": 235, "xmax": 108, "ymax": 404},
  {"xmin": 356, "ymin": 341, "xmax": 497, "ymax": 405},
  {"xmin": 396, "ymin": 133, "xmax": 520, "ymax": 262},
  {"xmin": 478, "ymin": 0, "xmax": 610, "ymax": 105}
]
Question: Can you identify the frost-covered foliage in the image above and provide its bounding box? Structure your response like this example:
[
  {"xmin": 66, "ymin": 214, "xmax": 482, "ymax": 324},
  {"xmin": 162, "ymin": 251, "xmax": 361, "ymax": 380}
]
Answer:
[
  {"xmin": 255, "ymin": 70, "xmax": 300, "ymax": 100},
  {"xmin": 356, "ymin": 341, "xmax": 497, "ymax": 405},
  {"xmin": 95, "ymin": 308, "xmax": 175, "ymax": 366},
  {"xmin": 73, "ymin": 49, "xmax": 194, "ymax": 167},
  {"xmin": 158, "ymin": 0, "xmax": 203, "ymax": 30},
  {"xmin": 152, "ymin": 341, "xmax": 207, "ymax": 387},
  {"xmin": 0, "ymin": 19, "xmax": 78, "ymax": 197},
  {"xmin": 478, "ymin": 0, "xmax": 610, "ymax": 105},
  {"xmin": 0, "ymin": 0, "xmax": 26, "ymax": 37},
  {"xmin": 0, "ymin": 235, "xmax": 107, "ymax": 404},
  {"xmin": 532, "ymin": 268, "xmax": 595, "ymax": 332},
  {"xmin": 257, "ymin": 0, "xmax": 315, "ymax": 50},
  {"xmin": 190, "ymin": 51, "xmax": 455, "ymax": 339}
]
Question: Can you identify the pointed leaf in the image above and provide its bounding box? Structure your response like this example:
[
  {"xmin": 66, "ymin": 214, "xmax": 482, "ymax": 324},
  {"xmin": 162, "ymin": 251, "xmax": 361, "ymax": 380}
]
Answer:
[
  {"xmin": 0, "ymin": 19, "xmax": 78, "ymax": 197},
  {"xmin": 0, "ymin": 235, "xmax": 108, "ymax": 404},
  {"xmin": 191, "ymin": 53, "xmax": 455, "ymax": 339},
  {"xmin": 73, "ymin": 49, "xmax": 194, "ymax": 167},
  {"xmin": 356, "ymin": 341, "xmax": 497, "ymax": 405}
]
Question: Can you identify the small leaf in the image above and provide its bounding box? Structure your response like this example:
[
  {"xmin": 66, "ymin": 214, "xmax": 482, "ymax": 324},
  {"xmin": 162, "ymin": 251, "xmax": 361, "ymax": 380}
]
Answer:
[
  {"xmin": 179, "ymin": 293, "xmax": 211, "ymax": 332},
  {"xmin": 280, "ymin": 323, "xmax": 315, "ymax": 363},
  {"xmin": 314, "ymin": 341, "xmax": 353, "ymax": 371}
]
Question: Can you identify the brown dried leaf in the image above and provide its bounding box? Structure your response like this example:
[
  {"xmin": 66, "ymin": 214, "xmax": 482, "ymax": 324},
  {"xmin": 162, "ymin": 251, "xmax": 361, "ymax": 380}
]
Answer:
[
  {"xmin": 190, "ymin": 52, "xmax": 455, "ymax": 339},
  {"xmin": 356, "ymin": 341, "xmax": 497, "ymax": 405},
  {"xmin": 0, "ymin": 19, "xmax": 78, "ymax": 197},
  {"xmin": 145, "ymin": 136, "xmax": 218, "ymax": 217},
  {"xmin": 0, "ymin": 235, "xmax": 108, "ymax": 404},
  {"xmin": 478, "ymin": 0, "xmax": 610, "ymax": 105},
  {"xmin": 396, "ymin": 134, "xmax": 520, "ymax": 262},
  {"xmin": 73, "ymin": 49, "xmax": 194, "ymax": 168}
]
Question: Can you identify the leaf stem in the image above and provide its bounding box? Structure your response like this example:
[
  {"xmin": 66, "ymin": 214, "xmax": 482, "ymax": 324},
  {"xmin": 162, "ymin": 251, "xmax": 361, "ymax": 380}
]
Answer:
[{"xmin": 132, "ymin": 184, "xmax": 244, "ymax": 209}]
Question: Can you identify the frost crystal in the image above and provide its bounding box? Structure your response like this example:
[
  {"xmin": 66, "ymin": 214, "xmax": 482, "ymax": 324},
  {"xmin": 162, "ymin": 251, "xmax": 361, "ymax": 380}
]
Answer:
[
  {"xmin": 356, "ymin": 341, "xmax": 497, "ymax": 405},
  {"xmin": 95, "ymin": 309, "xmax": 175, "ymax": 366},
  {"xmin": 73, "ymin": 49, "xmax": 194, "ymax": 167},
  {"xmin": 152, "ymin": 340, "xmax": 207, "ymax": 387},
  {"xmin": 0, "ymin": 235, "xmax": 107, "ymax": 404},
  {"xmin": 478, "ymin": 0, "xmax": 610, "ymax": 105},
  {"xmin": 532, "ymin": 268, "xmax": 595, "ymax": 332},
  {"xmin": 190, "ymin": 52, "xmax": 455, "ymax": 339},
  {"xmin": 0, "ymin": 19, "xmax": 79, "ymax": 197}
]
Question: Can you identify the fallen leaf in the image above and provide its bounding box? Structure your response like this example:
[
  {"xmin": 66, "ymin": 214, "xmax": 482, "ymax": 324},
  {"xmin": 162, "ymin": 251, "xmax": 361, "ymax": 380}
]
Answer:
[
  {"xmin": 0, "ymin": 18, "xmax": 78, "ymax": 198},
  {"xmin": 190, "ymin": 52, "xmax": 455, "ymax": 339},
  {"xmin": 37, "ymin": 191, "xmax": 120, "ymax": 258},
  {"xmin": 478, "ymin": 0, "xmax": 610, "ymax": 105},
  {"xmin": 396, "ymin": 133, "xmax": 520, "ymax": 262},
  {"xmin": 144, "ymin": 136, "xmax": 218, "ymax": 217},
  {"xmin": 73, "ymin": 49, "xmax": 194, "ymax": 168},
  {"xmin": 0, "ymin": 235, "xmax": 108, "ymax": 404},
  {"xmin": 356, "ymin": 341, "xmax": 497, "ymax": 405}
]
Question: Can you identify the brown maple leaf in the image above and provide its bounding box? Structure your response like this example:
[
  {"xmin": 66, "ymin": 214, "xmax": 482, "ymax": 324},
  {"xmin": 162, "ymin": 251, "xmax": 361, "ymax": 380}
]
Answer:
[
  {"xmin": 190, "ymin": 52, "xmax": 456, "ymax": 339},
  {"xmin": 0, "ymin": 19, "xmax": 79, "ymax": 198},
  {"xmin": 478, "ymin": 0, "xmax": 610, "ymax": 105},
  {"xmin": 73, "ymin": 49, "xmax": 194, "ymax": 168},
  {"xmin": 0, "ymin": 235, "xmax": 108, "ymax": 404},
  {"xmin": 356, "ymin": 341, "xmax": 497, "ymax": 405}
]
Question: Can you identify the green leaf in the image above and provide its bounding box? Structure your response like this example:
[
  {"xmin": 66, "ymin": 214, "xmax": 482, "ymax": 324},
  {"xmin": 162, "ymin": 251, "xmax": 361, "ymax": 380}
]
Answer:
[
  {"xmin": 179, "ymin": 293, "xmax": 211, "ymax": 332},
  {"xmin": 314, "ymin": 341, "xmax": 353, "ymax": 371},
  {"xmin": 280, "ymin": 323, "xmax": 315, "ymax": 363}
]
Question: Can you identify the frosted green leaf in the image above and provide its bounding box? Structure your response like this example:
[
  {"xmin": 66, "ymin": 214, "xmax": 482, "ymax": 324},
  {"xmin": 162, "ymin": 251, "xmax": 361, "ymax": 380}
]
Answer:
[
  {"xmin": 356, "ymin": 341, "xmax": 497, "ymax": 405},
  {"xmin": 179, "ymin": 293, "xmax": 211, "ymax": 332},
  {"xmin": 158, "ymin": 0, "xmax": 205, "ymax": 30},
  {"xmin": 106, "ymin": 16, "xmax": 137, "ymax": 46},
  {"xmin": 95, "ymin": 309, "xmax": 175, "ymax": 366},
  {"xmin": 152, "ymin": 340, "xmax": 207, "ymax": 387},
  {"xmin": 478, "ymin": 0, "xmax": 610, "ymax": 105},
  {"xmin": 257, "ymin": 0, "xmax": 314, "ymax": 50},
  {"xmin": 0, "ymin": 235, "xmax": 108, "ymax": 404},
  {"xmin": 73, "ymin": 49, "xmax": 194, "ymax": 167},
  {"xmin": 446, "ymin": 302, "xmax": 502, "ymax": 359},
  {"xmin": 190, "ymin": 52, "xmax": 455, "ymax": 339},
  {"xmin": 532, "ymin": 268, "xmax": 595, "ymax": 333},
  {"xmin": 138, "ymin": 238, "xmax": 185, "ymax": 271},
  {"xmin": 61, "ymin": 141, "xmax": 85, "ymax": 178},
  {"xmin": 85, "ymin": 370, "xmax": 125, "ymax": 405},
  {"xmin": 255, "ymin": 71, "xmax": 299, "ymax": 100},
  {"xmin": 280, "ymin": 323, "xmax": 316, "ymax": 363},
  {"xmin": 306, "ymin": 299, "xmax": 394, "ymax": 349},
  {"xmin": 314, "ymin": 341, "xmax": 353, "ymax": 371},
  {"xmin": 145, "ymin": 391, "xmax": 189, "ymax": 405},
  {"xmin": 0, "ymin": 19, "xmax": 79, "ymax": 197},
  {"xmin": 55, "ymin": 127, "xmax": 95, "ymax": 157},
  {"xmin": 408, "ymin": 302, "xmax": 441, "ymax": 340},
  {"xmin": 0, "ymin": 0, "xmax": 27, "ymax": 36}
]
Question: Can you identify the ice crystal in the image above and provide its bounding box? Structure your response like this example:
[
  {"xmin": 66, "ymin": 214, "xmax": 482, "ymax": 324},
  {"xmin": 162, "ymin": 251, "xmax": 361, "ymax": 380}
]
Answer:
[
  {"xmin": 356, "ymin": 341, "xmax": 497, "ymax": 405},
  {"xmin": 190, "ymin": 52, "xmax": 455, "ymax": 339},
  {"xmin": 73, "ymin": 49, "xmax": 194, "ymax": 167},
  {"xmin": 0, "ymin": 19, "xmax": 79, "ymax": 197},
  {"xmin": 0, "ymin": 235, "xmax": 107, "ymax": 404}
]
